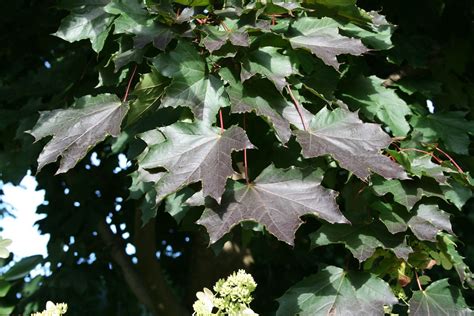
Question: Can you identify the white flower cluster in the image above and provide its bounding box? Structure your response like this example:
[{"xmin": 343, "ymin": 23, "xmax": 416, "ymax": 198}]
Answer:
[
  {"xmin": 193, "ymin": 270, "xmax": 258, "ymax": 316},
  {"xmin": 31, "ymin": 301, "xmax": 68, "ymax": 316}
]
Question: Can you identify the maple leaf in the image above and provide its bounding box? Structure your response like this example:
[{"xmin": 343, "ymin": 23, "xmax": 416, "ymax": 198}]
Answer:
[
  {"xmin": 277, "ymin": 265, "xmax": 398, "ymax": 316},
  {"xmin": 341, "ymin": 75, "xmax": 411, "ymax": 136},
  {"xmin": 198, "ymin": 165, "xmax": 349, "ymax": 246},
  {"xmin": 138, "ymin": 121, "xmax": 253, "ymax": 204},
  {"xmin": 29, "ymin": 94, "xmax": 128, "ymax": 174},
  {"xmin": 409, "ymin": 279, "xmax": 473, "ymax": 316},
  {"xmin": 152, "ymin": 42, "xmax": 228, "ymax": 124},
  {"xmin": 201, "ymin": 25, "xmax": 249, "ymax": 52},
  {"xmin": 407, "ymin": 204, "xmax": 453, "ymax": 242},
  {"xmin": 54, "ymin": 0, "xmax": 114, "ymax": 53},
  {"xmin": 311, "ymin": 222, "xmax": 413, "ymax": 261},
  {"xmin": 295, "ymin": 107, "xmax": 408, "ymax": 180},
  {"xmin": 410, "ymin": 112, "xmax": 474, "ymax": 155},
  {"xmin": 287, "ymin": 17, "xmax": 368, "ymax": 70}
]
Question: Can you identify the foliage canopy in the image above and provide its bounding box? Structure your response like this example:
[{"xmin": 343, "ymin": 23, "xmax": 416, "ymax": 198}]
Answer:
[{"xmin": 0, "ymin": 0, "xmax": 473, "ymax": 315}]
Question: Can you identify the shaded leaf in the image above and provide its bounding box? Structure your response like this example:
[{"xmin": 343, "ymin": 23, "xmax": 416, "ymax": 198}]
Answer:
[
  {"xmin": 372, "ymin": 201, "xmax": 408, "ymax": 234},
  {"xmin": 371, "ymin": 178, "xmax": 444, "ymax": 210},
  {"xmin": 127, "ymin": 69, "xmax": 167, "ymax": 125},
  {"xmin": 408, "ymin": 279, "xmax": 472, "ymax": 316},
  {"xmin": 152, "ymin": 42, "xmax": 228, "ymax": 123},
  {"xmin": 276, "ymin": 266, "xmax": 398, "ymax": 316},
  {"xmin": 198, "ymin": 165, "xmax": 348, "ymax": 246},
  {"xmin": 288, "ymin": 17, "xmax": 368, "ymax": 70},
  {"xmin": 408, "ymin": 205, "xmax": 453, "ymax": 241},
  {"xmin": 139, "ymin": 121, "xmax": 253, "ymax": 203},
  {"xmin": 165, "ymin": 188, "xmax": 195, "ymax": 224},
  {"xmin": 311, "ymin": 223, "xmax": 412, "ymax": 261},
  {"xmin": 410, "ymin": 112, "xmax": 474, "ymax": 155},
  {"xmin": 29, "ymin": 94, "xmax": 128, "ymax": 174},
  {"xmin": 3, "ymin": 255, "xmax": 43, "ymax": 281},
  {"xmin": 201, "ymin": 25, "xmax": 249, "ymax": 52},
  {"xmin": 54, "ymin": 0, "xmax": 113, "ymax": 53},
  {"xmin": 295, "ymin": 107, "xmax": 408, "ymax": 180},
  {"xmin": 341, "ymin": 76, "xmax": 412, "ymax": 136}
]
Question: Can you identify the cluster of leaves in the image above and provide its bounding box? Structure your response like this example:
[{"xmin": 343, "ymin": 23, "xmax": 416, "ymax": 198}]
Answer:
[{"xmin": 1, "ymin": 0, "xmax": 473, "ymax": 314}]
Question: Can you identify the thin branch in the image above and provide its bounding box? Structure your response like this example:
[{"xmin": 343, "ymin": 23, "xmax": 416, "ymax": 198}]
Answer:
[
  {"xmin": 243, "ymin": 114, "xmax": 249, "ymax": 184},
  {"xmin": 97, "ymin": 220, "xmax": 158, "ymax": 315},
  {"xmin": 123, "ymin": 64, "xmax": 138, "ymax": 103},
  {"xmin": 286, "ymin": 85, "xmax": 307, "ymax": 131},
  {"xmin": 414, "ymin": 270, "xmax": 424, "ymax": 292},
  {"xmin": 435, "ymin": 147, "xmax": 464, "ymax": 174},
  {"xmin": 398, "ymin": 148, "xmax": 443, "ymax": 164}
]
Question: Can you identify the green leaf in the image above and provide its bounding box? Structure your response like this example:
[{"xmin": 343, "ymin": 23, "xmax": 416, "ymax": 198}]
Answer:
[
  {"xmin": 341, "ymin": 76, "xmax": 412, "ymax": 136},
  {"xmin": 127, "ymin": 70, "xmax": 167, "ymax": 125},
  {"xmin": 338, "ymin": 11, "xmax": 394, "ymax": 50},
  {"xmin": 198, "ymin": 165, "xmax": 349, "ymax": 246},
  {"xmin": 29, "ymin": 94, "xmax": 128, "ymax": 174},
  {"xmin": 408, "ymin": 279, "xmax": 472, "ymax": 315},
  {"xmin": 106, "ymin": 0, "xmax": 175, "ymax": 51},
  {"xmin": 407, "ymin": 205, "xmax": 453, "ymax": 242},
  {"xmin": 241, "ymin": 47, "xmax": 295, "ymax": 92},
  {"xmin": 276, "ymin": 266, "xmax": 398, "ymax": 316},
  {"xmin": 372, "ymin": 201, "xmax": 408, "ymax": 234},
  {"xmin": 3, "ymin": 255, "xmax": 43, "ymax": 281},
  {"xmin": 371, "ymin": 178, "xmax": 444, "ymax": 210},
  {"xmin": 439, "ymin": 234, "xmax": 474, "ymax": 288},
  {"xmin": 441, "ymin": 179, "xmax": 472, "ymax": 210},
  {"xmin": 410, "ymin": 112, "xmax": 474, "ymax": 155},
  {"xmin": 287, "ymin": 17, "xmax": 368, "ymax": 70},
  {"xmin": 295, "ymin": 107, "xmax": 408, "ymax": 180},
  {"xmin": 311, "ymin": 223, "xmax": 412, "ymax": 261},
  {"xmin": 54, "ymin": 0, "xmax": 114, "ymax": 53},
  {"xmin": 165, "ymin": 188, "xmax": 195, "ymax": 224},
  {"xmin": 152, "ymin": 42, "xmax": 229, "ymax": 124},
  {"xmin": 409, "ymin": 156, "xmax": 448, "ymax": 183},
  {"xmin": 173, "ymin": 0, "xmax": 209, "ymax": 6},
  {"xmin": 0, "ymin": 279, "xmax": 11, "ymax": 297},
  {"xmin": 139, "ymin": 121, "xmax": 253, "ymax": 204}
]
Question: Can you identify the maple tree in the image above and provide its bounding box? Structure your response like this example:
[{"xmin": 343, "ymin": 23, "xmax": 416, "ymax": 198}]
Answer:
[{"xmin": 0, "ymin": 0, "xmax": 473, "ymax": 315}]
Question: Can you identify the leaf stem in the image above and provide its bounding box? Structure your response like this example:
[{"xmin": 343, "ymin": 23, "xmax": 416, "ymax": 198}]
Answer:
[
  {"xmin": 435, "ymin": 147, "xmax": 464, "ymax": 174},
  {"xmin": 219, "ymin": 109, "xmax": 224, "ymax": 134},
  {"xmin": 414, "ymin": 270, "xmax": 424, "ymax": 292},
  {"xmin": 243, "ymin": 114, "xmax": 249, "ymax": 184},
  {"xmin": 286, "ymin": 85, "xmax": 307, "ymax": 131},
  {"xmin": 123, "ymin": 65, "xmax": 138, "ymax": 103}
]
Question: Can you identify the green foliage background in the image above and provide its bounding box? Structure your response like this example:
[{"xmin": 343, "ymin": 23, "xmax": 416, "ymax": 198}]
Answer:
[{"xmin": 0, "ymin": 0, "xmax": 473, "ymax": 315}]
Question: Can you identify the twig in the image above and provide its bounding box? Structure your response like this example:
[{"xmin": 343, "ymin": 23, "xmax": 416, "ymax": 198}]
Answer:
[
  {"xmin": 123, "ymin": 64, "xmax": 138, "ymax": 103},
  {"xmin": 435, "ymin": 147, "xmax": 464, "ymax": 174},
  {"xmin": 414, "ymin": 270, "xmax": 424, "ymax": 292},
  {"xmin": 398, "ymin": 148, "xmax": 443, "ymax": 164},
  {"xmin": 286, "ymin": 85, "xmax": 307, "ymax": 131},
  {"xmin": 219, "ymin": 110, "xmax": 224, "ymax": 134}
]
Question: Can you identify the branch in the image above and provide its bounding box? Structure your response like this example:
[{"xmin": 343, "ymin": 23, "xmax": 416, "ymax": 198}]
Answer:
[
  {"xmin": 97, "ymin": 220, "xmax": 158, "ymax": 315},
  {"xmin": 134, "ymin": 212, "xmax": 188, "ymax": 316}
]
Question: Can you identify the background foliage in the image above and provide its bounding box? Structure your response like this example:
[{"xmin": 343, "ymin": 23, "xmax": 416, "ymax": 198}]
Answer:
[{"xmin": 0, "ymin": 0, "xmax": 473, "ymax": 315}]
